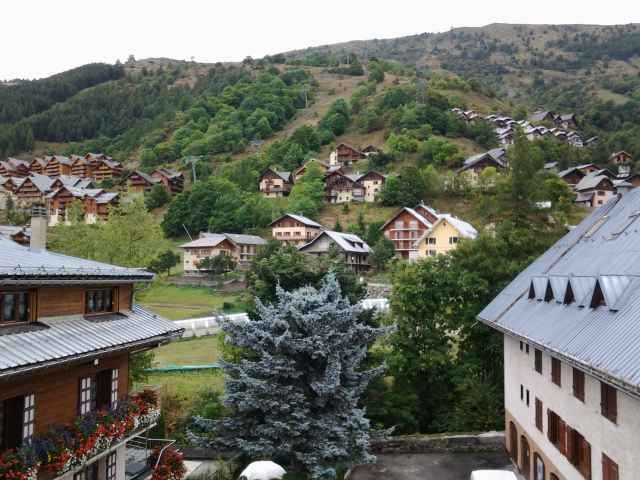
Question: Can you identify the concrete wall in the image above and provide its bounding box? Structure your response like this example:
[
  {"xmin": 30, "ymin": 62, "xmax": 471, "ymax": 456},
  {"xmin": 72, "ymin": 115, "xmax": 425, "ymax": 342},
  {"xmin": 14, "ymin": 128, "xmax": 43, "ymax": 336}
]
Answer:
[
  {"xmin": 505, "ymin": 334, "xmax": 640, "ymax": 479},
  {"xmin": 371, "ymin": 432, "xmax": 504, "ymax": 454}
]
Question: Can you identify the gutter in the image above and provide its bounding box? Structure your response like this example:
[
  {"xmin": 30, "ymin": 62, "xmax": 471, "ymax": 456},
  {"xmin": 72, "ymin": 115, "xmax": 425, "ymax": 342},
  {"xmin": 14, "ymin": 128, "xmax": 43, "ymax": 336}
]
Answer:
[
  {"xmin": 0, "ymin": 330, "xmax": 184, "ymax": 381},
  {"xmin": 0, "ymin": 277, "xmax": 151, "ymax": 285}
]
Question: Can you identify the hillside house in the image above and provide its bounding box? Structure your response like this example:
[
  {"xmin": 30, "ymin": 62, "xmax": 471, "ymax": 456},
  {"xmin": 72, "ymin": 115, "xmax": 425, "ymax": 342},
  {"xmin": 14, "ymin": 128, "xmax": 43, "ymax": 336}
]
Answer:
[
  {"xmin": 478, "ymin": 187, "xmax": 640, "ymax": 480},
  {"xmin": 259, "ymin": 168, "xmax": 292, "ymax": 198},
  {"xmin": 529, "ymin": 111, "xmax": 557, "ymax": 124},
  {"xmin": 329, "ymin": 143, "xmax": 366, "ymax": 166},
  {"xmin": 70, "ymin": 154, "xmax": 92, "ymax": 177},
  {"xmin": 609, "ymin": 151, "xmax": 633, "ymax": 166},
  {"xmin": 574, "ymin": 173, "xmax": 617, "ymax": 209},
  {"xmin": 48, "ymin": 186, "xmax": 119, "ymax": 226},
  {"xmin": 557, "ymin": 167, "xmax": 586, "ymax": 188},
  {"xmin": 362, "ymin": 145, "xmax": 382, "ymax": 155},
  {"xmin": 358, "ymin": 171, "xmax": 386, "ymax": 202},
  {"xmin": 13, "ymin": 173, "xmax": 55, "ymax": 207},
  {"xmin": 411, "ymin": 214, "xmax": 477, "ymax": 259},
  {"xmin": 575, "ymin": 163, "xmax": 600, "ymax": 175},
  {"xmin": 298, "ymin": 230, "xmax": 371, "ymax": 273},
  {"xmin": 44, "ymin": 155, "xmax": 73, "ymax": 177},
  {"xmin": 555, "ymin": 113, "xmax": 578, "ymax": 129},
  {"xmin": 0, "ymin": 211, "xmax": 182, "ymax": 480},
  {"xmin": 292, "ymin": 159, "xmax": 341, "ymax": 182},
  {"xmin": 180, "ymin": 232, "xmax": 267, "ymax": 273},
  {"xmin": 584, "ymin": 137, "xmax": 599, "ymax": 148},
  {"xmin": 28, "ymin": 157, "xmax": 48, "ymax": 175},
  {"xmin": 0, "ymin": 225, "xmax": 31, "ymax": 245},
  {"xmin": 457, "ymin": 148, "xmax": 507, "ymax": 181},
  {"xmin": 380, "ymin": 204, "xmax": 439, "ymax": 259},
  {"xmin": 128, "ymin": 169, "xmax": 184, "ymax": 195},
  {"xmin": 270, "ymin": 213, "xmax": 323, "ymax": 247},
  {"xmin": 91, "ymin": 158, "xmax": 123, "ymax": 182},
  {"xmin": 0, "ymin": 158, "xmax": 30, "ymax": 177},
  {"xmin": 324, "ymin": 171, "xmax": 363, "ymax": 203}
]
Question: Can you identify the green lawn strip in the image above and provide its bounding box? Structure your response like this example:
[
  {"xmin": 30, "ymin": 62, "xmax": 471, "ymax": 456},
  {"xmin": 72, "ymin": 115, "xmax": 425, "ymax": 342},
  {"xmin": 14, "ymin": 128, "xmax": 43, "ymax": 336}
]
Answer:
[{"xmin": 152, "ymin": 336, "xmax": 220, "ymax": 367}]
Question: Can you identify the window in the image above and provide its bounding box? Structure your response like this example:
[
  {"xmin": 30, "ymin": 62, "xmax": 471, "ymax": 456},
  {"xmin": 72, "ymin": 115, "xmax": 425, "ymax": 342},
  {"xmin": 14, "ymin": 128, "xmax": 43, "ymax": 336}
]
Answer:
[
  {"xmin": 534, "ymin": 454, "xmax": 545, "ymax": 480},
  {"xmin": 520, "ymin": 384, "xmax": 524, "ymax": 401},
  {"xmin": 449, "ymin": 236, "xmax": 459, "ymax": 244},
  {"xmin": 602, "ymin": 453, "xmax": 619, "ymax": 480},
  {"xmin": 547, "ymin": 410, "xmax": 567, "ymax": 455},
  {"xmin": 0, "ymin": 291, "xmax": 31, "ymax": 324},
  {"xmin": 85, "ymin": 288, "xmax": 115, "ymax": 314},
  {"xmin": 573, "ymin": 368, "xmax": 585, "ymax": 402},
  {"xmin": 601, "ymin": 382, "xmax": 617, "ymax": 424},
  {"xmin": 79, "ymin": 376, "xmax": 95, "ymax": 415},
  {"xmin": 526, "ymin": 344, "xmax": 530, "ymax": 354},
  {"xmin": 110, "ymin": 369, "xmax": 119, "ymax": 408},
  {"xmin": 566, "ymin": 427, "xmax": 591, "ymax": 479},
  {"xmin": 22, "ymin": 394, "xmax": 35, "ymax": 443},
  {"xmin": 73, "ymin": 465, "xmax": 98, "ymax": 480},
  {"xmin": 106, "ymin": 452, "xmax": 117, "ymax": 480},
  {"xmin": 427, "ymin": 237, "xmax": 436, "ymax": 245},
  {"xmin": 535, "ymin": 398, "xmax": 543, "ymax": 432},
  {"xmin": 535, "ymin": 349, "xmax": 542, "ymax": 374},
  {"xmin": 428, "ymin": 250, "xmax": 436, "ymax": 257},
  {"xmin": 0, "ymin": 394, "xmax": 35, "ymax": 451},
  {"xmin": 550, "ymin": 475, "xmax": 559, "ymax": 480},
  {"xmin": 551, "ymin": 358, "xmax": 562, "ymax": 387},
  {"xmin": 526, "ymin": 389, "xmax": 530, "ymax": 407},
  {"xmin": 520, "ymin": 341, "xmax": 523, "ymax": 351}
]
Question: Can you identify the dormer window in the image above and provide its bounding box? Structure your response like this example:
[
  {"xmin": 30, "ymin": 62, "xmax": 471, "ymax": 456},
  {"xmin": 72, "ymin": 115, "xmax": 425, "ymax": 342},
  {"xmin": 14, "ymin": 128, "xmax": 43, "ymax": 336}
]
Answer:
[
  {"xmin": 544, "ymin": 281, "xmax": 554, "ymax": 302},
  {"xmin": 564, "ymin": 282, "xmax": 575, "ymax": 305},
  {"xmin": 0, "ymin": 291, "xmax": 32, "ymax": 324},
  {"xmin": 528, "ymin": 281, "xmax": 536, "ymax": 300},
  {"xmin": 85, "ymin": 288, "xmax": 116, "ymax": 314},
  {"xmin": 590, "ymin": 280, "xmax": 606, "ymax": 308}
]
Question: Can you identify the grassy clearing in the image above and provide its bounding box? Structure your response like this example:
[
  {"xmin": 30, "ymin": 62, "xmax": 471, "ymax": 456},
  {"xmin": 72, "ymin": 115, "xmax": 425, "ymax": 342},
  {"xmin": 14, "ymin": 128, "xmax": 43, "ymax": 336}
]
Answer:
[
  {"xmin": 152, "ymin": 336, "xmax": 220, "ymax": 367},
  {"xmin": 137, "ymin": 282, "xmax": 244, "ymax": 320},
  {"xmin": 136, "ymin": 370, "xmax": 224, "ymax": 399}
]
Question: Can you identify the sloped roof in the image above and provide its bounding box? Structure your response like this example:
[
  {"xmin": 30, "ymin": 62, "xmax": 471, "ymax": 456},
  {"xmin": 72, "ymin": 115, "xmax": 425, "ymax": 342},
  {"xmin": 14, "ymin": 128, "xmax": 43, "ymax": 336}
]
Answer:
[
  {"xmin": 262, "ymin": 168, "xmax": 291, "ymax": 182},
  {"xmin": 95, "ymin": 192, "xmax": 119, "ymax": 204},
  {"xmin": 26, "ymin": 173, "xmax": 55, "ymax": 193},
  {"xmin": 180, "ymin": 232, "xmax": 267, "ymax": 249},
  {"xmin": 478, "ymin": 189, "xmax": 640, "ymax": 395},
  {"xmin": 458, "ymin": 148, "xmax": 507, "ymax": 173},
  {"xmin": 132, "ymin": 170, "xmax": 158, "ymax": 184},
  {"xmin": 0, "ymin": 236, "xmax": 152, "ymax": 281},
  {"xmin": 0, "ymin": 305, "xmax": 182, "ymax": 377},
  {"xmin": 380, "ymin": 207, "xmax": 434, "ymax": 231},
  {"xmin": 413, "ymin": 213, "xmax": 477, "ymax": 246},
  {"xmin": 298, "ymin": 230, "xmax": 371, "ymax": 254},
  {"xmin": 270, "ymin": 213, "xmax": 323, "ymax": 228},
  {"xmin": 575, "ymin": 173, "xmax": 612, "ymax": 192}
]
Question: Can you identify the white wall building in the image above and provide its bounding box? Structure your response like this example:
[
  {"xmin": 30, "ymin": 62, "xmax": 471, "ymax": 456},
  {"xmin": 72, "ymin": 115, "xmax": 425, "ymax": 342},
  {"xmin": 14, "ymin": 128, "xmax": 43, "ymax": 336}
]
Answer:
[{"xmin": 479, "ymin": 188, "xmax": 640, "ymax": 480}]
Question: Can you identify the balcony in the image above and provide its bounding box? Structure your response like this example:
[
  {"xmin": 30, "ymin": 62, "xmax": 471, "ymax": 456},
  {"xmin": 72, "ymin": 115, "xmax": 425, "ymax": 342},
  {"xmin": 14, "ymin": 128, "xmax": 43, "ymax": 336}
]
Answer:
[{"xmin": 0, "ymin": 391, "xmax": 161, "ymax": 480}]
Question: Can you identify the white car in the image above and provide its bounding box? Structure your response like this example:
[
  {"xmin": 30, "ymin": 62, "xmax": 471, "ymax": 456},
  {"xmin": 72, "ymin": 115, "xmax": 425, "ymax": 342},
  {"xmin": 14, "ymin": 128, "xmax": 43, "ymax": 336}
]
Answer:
[
  {"xmin": 470, "ymin": 471, "xmax": 518, "ymax": 480},
  {"xmin": 238, "ymin": 461, "xmax": 286, "ymax": 480}
]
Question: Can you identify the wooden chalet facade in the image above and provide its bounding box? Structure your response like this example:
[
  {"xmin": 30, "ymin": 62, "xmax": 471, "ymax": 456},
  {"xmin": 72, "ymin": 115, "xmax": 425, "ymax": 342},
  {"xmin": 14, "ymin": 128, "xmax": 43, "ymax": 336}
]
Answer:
[
  {"xmin": 0, "ymin": 217, "xmax": 181, "ymax": 480},
  {"xmin": 0, "ymin": 158, "xmax": 30, "ymax": 177},
  {"xmin": 609, "ymin": 151, "xmax": 633, "ymax": 166},
  {"xmin": 329, "ymin": 143, "xmax": 366, "ymax": 166},
  {"xmin": 151, "ymin": 168, "xmax": 184, "ymax": 194},
  {"xmin": 574, "ymin": 174, "xmax": 617, "ymax": 209},
  {"xmin": 70, "ymin": 154, "xmax": 92, "ymax": 177},
  {"xmin": 44, "ymin": 155, "xmax": 73, "ymax": 177},
  {"xmin": 48, "ymin": 186, "xmax": 119, "ymax": 226},
  {"xmin": 457, "ymin": 148, "xmax": 507, "ymax": 181},
  {"xmin": 292, "ymin": 159, "xmax": 341, "ymax": 182},
  {"xmin": 324, "ymin": 171, "xmax": 364, "ymax": 203},
  {"xmin": 90, "ymin": 158, "xmax": 123, "ymax": 182},
  {"xmin": 259, "ymin": 168, "xmax": 292, "ymax": 198},
  {"xmin": 358, "ymin": 171, "xmax": 386, "ymax": 202},
  {"xmin": 270, "ymin": 213, "xmax": 323, "ymax": 247},
  {"xmin": 298, "ymin": 230, "xmax": 371, "ymax": 273},
  {"xmin": 380, "ymin": 204, "xmax": 439, "ymax": 259},
  {"xmin": 13, "ymin": 174, "xmax": 53, "ymax": 207}
]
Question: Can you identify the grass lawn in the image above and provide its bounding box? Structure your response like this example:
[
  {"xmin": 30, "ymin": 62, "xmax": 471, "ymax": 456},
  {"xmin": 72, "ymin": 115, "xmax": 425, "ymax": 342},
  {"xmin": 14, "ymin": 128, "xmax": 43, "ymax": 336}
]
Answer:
[
  {"xmin": 152, "ymin": 336, "xmax": 220, "ymax": 367},
  {"xmin": 136, "ymin": 282, "xmax": 244, "ymax": 320},
  {"xmin": 134, "ymin": 336, "xmax": 224, "ymax": 403}
]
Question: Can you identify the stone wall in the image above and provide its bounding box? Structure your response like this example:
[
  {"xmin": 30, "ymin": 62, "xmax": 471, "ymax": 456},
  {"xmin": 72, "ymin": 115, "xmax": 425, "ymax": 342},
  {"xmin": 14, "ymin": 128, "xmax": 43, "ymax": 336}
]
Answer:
[{"xmin": 371, "ymin": 431, "xmax": 505, "ymax": 454}]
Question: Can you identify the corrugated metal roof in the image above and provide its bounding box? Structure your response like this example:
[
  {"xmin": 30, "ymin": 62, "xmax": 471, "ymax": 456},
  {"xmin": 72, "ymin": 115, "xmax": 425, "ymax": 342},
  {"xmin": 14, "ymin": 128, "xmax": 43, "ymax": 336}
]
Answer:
[
  {"xmin": 299, "ymin": 230, "xmax": 371, "ymax": 254},
  {"xmin": 478, "ymin": 189, "xmax": 640, "ymax": 391},
  {"xmin": 0, "ymin": 237, "xmax": 152, "ymax": 280},
  {"xmin": 0, "ymin": 305, "xmax": 183, "ymax": 376},
  {"xmin": 270, "ymin": 213, "xmax": 323, "ymax": 229}
]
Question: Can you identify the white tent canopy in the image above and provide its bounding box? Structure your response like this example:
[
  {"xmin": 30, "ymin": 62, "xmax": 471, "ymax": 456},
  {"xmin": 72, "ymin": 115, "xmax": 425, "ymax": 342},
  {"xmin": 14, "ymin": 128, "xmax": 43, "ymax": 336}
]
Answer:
[{"xmin": 239, "ymin": 461, "xmax": 286, "ymax": 480}]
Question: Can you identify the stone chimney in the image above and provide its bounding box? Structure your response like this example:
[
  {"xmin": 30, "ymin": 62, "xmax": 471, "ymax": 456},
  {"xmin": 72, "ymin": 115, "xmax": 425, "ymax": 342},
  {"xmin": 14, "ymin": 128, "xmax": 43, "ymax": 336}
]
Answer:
[{"xmin": 30, "ymin": 204, "xmax": 48, "ymax": 251}]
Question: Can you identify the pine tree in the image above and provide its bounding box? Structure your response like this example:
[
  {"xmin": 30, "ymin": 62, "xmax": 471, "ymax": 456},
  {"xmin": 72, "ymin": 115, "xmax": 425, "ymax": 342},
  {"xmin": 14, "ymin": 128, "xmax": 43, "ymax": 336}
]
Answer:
[{"xmin": 190, "ymin": 274, "xmax": 391, "ymax": 479}]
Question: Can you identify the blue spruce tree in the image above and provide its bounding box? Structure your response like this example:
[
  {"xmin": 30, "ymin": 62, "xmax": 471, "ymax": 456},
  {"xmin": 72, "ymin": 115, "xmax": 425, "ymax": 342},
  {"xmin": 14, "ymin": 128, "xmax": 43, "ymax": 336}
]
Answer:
[{"xmin": 190, "ymin": 274, "xmax": 391, "ymax": 479}]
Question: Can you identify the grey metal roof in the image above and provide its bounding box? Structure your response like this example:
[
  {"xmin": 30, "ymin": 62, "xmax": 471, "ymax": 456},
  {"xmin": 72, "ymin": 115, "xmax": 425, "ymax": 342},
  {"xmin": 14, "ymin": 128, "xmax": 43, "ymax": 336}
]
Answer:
[
  {"xmin": 298, "ymin": 230, "xmax": 371, "ymax": 254},
  {"xmin": 0, "ymin": 305, "xmax": 183, "ymax": 377},
  {"xmin": 458, "ymin": 148, "xmax": 506, "ymax": 172},
  {"xmin": 478, "ymin": 189, "xmax": 640, "ymax": 394},
  {"xmin": 0, "ymin": 236, "xmax": 152, "ymax": 281},
  {"xmin": 270, "ymin": 213, "xmax": 323, "ymax": 229},
  {"xmin": 224, "ymin": 233, "xmax": 268, "ymax": 245},
  {"xmin": 575, "ymin": 173, "xmax": 612, "ymax": 192},
  {"xmin": 181, "ymin": 232, "xmax": 267, "ymax": 249}
]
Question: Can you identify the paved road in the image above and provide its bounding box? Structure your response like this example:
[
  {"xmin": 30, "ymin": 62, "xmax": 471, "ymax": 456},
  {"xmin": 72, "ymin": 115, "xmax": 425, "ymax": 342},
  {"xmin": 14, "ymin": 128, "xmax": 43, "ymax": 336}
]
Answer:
[{"xmin": 348, "ymin": 452, "xmax": 516, "ymax": 480}]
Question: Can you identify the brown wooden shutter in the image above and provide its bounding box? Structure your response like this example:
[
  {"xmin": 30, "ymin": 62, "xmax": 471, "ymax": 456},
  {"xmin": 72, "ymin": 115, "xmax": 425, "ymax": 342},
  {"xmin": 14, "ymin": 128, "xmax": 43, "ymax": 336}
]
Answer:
[
  {"xmin": 566, "ymin": 426, "xmax": 575, "ymax": 465},
  {"xmin": 582, "ymin": 439, "xmax": 592, "ymax": 480},
  {"xmin": 608, "ymin": 387, "xmax": 617, "ymax": 423},
  {"xmin": 2, "ymin": 396, "xmax": 24, "ymax": 449},
  {"xmin": 535, "ymin": 398, "xmax": 542, "ymax": 431},
  {"xmin": 601, "ymin": 382, "xmax": 608, "ymax": 416},
  {"xmin": 547, "ymin": 409, "xmax": 552, "ymax": 441},
  {"xmin": 558, "ymin": 419, "xmax": 567, "ymax": 455}
]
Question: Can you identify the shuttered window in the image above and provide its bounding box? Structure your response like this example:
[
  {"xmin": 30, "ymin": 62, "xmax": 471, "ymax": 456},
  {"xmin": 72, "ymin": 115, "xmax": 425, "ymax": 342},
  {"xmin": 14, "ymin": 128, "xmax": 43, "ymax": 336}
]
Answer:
[
  {"xmin": 547, "ymin": 410, "xmax": 566, "ymax": 454},
  {"xmin": 79, "ymin": 376, "xmax": 95, "ymax": 415},
  {"xmin": 535, "ymin": 349, "xmax": 542, "ymax": 374},
  {"xmin": 85, "ymin": 288, "xmax": 116, "ymax": 314},
  {"xmin": 601, "ymin": 382, "xmax": 618, "ymax": 424},
  {"xmin": 0, "ymin": 291, "xmax": 32, "ymax": 324},
  {"xmin": 602, "ymin": 453, "xmax": 619, "ymax": 480},
  {"xmin": 573, "ymin": 368, "xmax": 585, "ymax": 402},
  {"xmin": 0, "ymin": 394, "xmax": 34, "ymax": 451},
  {"xmin": 535, "ymin": 398, "xmax": 543, "ymax": 432},
  {"xmin": 110, "ymin": 369, "xmax": 119, "ymax": 408},
  {"xmin": 551, "ymin": 357, "xmax": 562, "ymax": 387},
  {"xmin": 106, "ymin": 452, "xmax": 117, "ymax": 480}
]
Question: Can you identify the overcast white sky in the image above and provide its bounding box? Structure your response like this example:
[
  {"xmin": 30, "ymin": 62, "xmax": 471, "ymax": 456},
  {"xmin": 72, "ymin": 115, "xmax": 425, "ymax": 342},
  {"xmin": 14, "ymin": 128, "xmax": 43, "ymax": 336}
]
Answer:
[{"xmin": 3, "ymin": 0, "xmax": 640, "ymax": 80}]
